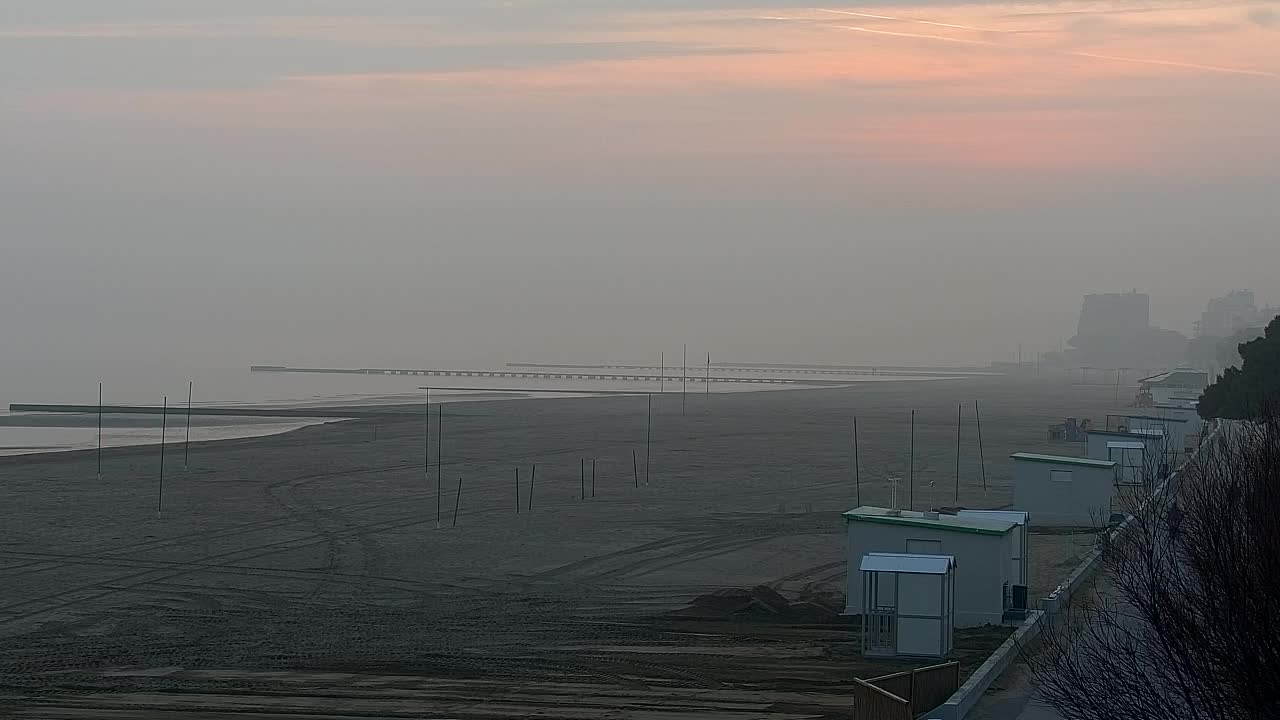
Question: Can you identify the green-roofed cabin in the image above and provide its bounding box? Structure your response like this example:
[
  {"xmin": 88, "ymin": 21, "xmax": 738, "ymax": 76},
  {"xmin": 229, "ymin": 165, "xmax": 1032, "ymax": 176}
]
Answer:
[
  {"xmin": 1011, "ymin": 452, "xmax": 1117, "ymax": 527},
  {"xmin": 843, "ymin": 506, "xmax": 1021, "ymax": 628}
]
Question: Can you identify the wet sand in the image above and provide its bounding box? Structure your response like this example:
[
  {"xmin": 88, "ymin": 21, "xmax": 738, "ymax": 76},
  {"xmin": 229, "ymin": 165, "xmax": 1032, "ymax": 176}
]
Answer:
[{"xmin": 0, "ymin": 376, "xmax": 1120, "ymax": 718}]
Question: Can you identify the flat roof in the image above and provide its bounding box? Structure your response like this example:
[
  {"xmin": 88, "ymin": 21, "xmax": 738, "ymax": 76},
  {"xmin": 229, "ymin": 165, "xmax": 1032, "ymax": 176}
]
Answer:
[
  {"xmin": 860, "ymin": 552, "xmax": 955, "ymax": 575},
  {"xmin": 1116, "ymin": 414, "xmax": 1188, "ymax": 423},
  {"xmin": 1108, "ymin": 441, "xmax": 1146, "ymax": 450},
  {"xmin": 843, "ymin": 506, "xmax": 1016, "ymax": 536},
  {"xmin": 1087, "ymin": 429, "xmax": 1157, "ymax": 440},
  {"xmin": 957, "ymin": 510, "xmax": 1028, "ymax": 526},
  {"xmin": 1010, "ymin": 452, "xmax": 1117, "ymax": 469},
  {"xmin": 1130, "ymin": 427, "xmax": 1165, "ymax": 436}
]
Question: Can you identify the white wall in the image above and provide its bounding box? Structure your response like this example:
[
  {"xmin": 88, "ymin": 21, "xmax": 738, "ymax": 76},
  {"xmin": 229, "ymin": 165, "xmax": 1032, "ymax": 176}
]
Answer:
[
  {"xmin": 1014, "ymin": 461, "xmax": 1115, "ymax": 527},
  {"xmin": 846, "ymin": 522, "xmax": 1011, "ymax": 627}
]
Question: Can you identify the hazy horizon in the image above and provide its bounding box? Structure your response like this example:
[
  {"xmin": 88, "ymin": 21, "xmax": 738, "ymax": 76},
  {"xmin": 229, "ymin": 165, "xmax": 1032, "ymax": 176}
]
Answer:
[{"xmin": 4, "ymin": 1, "xmax": 1278, "ymax": 404}]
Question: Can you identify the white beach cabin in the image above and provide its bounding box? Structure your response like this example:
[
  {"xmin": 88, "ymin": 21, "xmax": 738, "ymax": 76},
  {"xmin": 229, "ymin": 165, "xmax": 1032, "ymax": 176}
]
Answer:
[
  {"xmin": 957, "ymin": 510, "xmax": 1029, "ymax": 603},
  {"xmin": 1012, "ymin": 453, "xmax": 1117, "ymax": 527},
  {"xmin": 860, "ymin": 552, "xmax": 956, "ymax": 659},
  {"xmin": 844, "ymin": 506, "xmax": 1017, "ymax": 627}
]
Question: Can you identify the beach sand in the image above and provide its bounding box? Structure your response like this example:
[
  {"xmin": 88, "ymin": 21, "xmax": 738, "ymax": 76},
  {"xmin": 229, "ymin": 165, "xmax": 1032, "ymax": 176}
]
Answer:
[{"xmin": 0, "ymin": 376, "xmax": 1120, "ymax": 718}]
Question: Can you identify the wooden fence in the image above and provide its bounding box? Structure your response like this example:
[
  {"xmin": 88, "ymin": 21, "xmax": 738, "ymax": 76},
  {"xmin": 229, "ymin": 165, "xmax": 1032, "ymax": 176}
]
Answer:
[{"xmin": 854, "ymin": 662, "xmax": 962, "ymax": 719}]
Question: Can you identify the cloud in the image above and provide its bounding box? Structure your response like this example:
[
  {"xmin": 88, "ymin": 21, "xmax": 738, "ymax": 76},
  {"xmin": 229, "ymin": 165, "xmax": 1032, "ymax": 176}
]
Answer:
[{"xmin": 1248, "ymin": 7, "xmax": 1279, "ymax": 25}]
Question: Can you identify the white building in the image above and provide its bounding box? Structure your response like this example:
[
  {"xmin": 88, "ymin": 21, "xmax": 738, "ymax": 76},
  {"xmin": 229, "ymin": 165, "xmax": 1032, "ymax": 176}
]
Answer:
[
  {"xmin": 958, "ymin": 510, "xmax": 1029, "ymax": 592},
  {"xmin": 1012, "ymin": 453, "xmax": 1117, "ymax": 527},
  {"xmin": 844, "ymin": 506, "xmax": 1017, "ymax": 627},
  {"xmin": 860, "ymin": 553, "xmax": 956, "ymax": 659},
  {"xmin": 1153, "ymin": 404, "xmax": 1203, "ymax": 436},
  {"xmin": 1087, "ymin": 430, "xmax": 1162, "ymax": 486},
  {"xmin": 1138, "ymin": 368, "xmax": 1208, "ymax": 406},
  {"xmin": 1115, "ymin": 413, "xmax": 1189, "ymax": 464}
]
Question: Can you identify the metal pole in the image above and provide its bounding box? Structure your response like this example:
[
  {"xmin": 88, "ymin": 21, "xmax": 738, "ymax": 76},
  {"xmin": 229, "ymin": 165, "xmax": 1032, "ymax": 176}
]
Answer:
[
  {"xmin": 581, "ymin": 458, "xmax": 586, "ymax": 500},
  {"xmin": 660, "ymin": 352, "xmax": 664, "ymax": 394},
  {"xmin": 430, "ymin": 384, "xmax": 435, "ymax": 484},
  {"xmin": 682, "ymin": 344, "xmax": 687, "ymax": 416},
  {"xmin": 975, "ymin": 400, "xmax": 988, "ymax": 492},
  {"xmin": 909, "ymin": 410, "xmax": 915, "ymax": 511},
  {"xmin": 706, "ymin": 352, "xmax": 710, "ymax": 398},
  {"xmin": 184, "ymin": 381, "xmax": 193, "ymax": 469},
  {"xmin": 853, "ymin": 417, "xmax": 861, "ymax": 507},
  {"xmin": 437, "ymin": 403, "xmax": 442, "ymax": 528},
  {"xmin": 97, "ymin": 383, "xmax": 103, "ymax": 480},
  {"xmin": 592, "ymin": 459, "xmax": 596, "ymax": 498},
  {"xmin": 528, "ymin": 464, "xmax": 536, "ymax": 512},
  {"xmin": 632, "ymin": 450, "xmax": 639, "ymax": 488},
  {"xmin": 157, "ymin": 396, "xmax": 167, "ymax": 517},
  {"xmin": 453, "ymin": 476, "xmax": 463, "ymax": 527},
  {"xmin": 645, "ymin": 394, "xmax": 652, "ymax": 486},
  {"xmin": 955, "ymin": 403, "xmax": 962, "ymax": 504},
  {"xmin": 515, "ymin": 468, "xmax": 521, "ymax": 513}
]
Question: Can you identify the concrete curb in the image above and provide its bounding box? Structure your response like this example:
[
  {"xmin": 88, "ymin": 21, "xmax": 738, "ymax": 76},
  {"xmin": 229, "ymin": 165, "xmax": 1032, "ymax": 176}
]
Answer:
[{"xmin": 926, "ymin": 610, "xmax": 1044, "ymax": 720}]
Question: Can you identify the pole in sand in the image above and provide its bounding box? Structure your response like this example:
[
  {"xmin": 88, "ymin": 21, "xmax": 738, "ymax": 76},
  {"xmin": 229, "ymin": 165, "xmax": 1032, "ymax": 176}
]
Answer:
[
  {"xmin": 581, "ymin": 458, "xmax": 586, "ymax": 500},
  {"xmin": 682, "ymin": 343, "xmax": 687, "ymax": 416},
  {"xmin": 157, "ymin": 396, "xmax": 167, "ymax": 518},
  {"xmin": 453, "ymin": 476, "xmax": 463, "ymax": 527},
  {"xmin": 592, "ymin": 459, "xmax": 597, "ymax": 498},
  {"xmin": 515, "ymin": 467, "xmax": 521, "ymax": 513},
  {"xmin": 955, "ymin": 403, "xmax": 962, "ymax": 505},
  {"xmin": 853, "ymin": 416, "xmax": 861, "ymax": 507},
  {"xmin": 645, "ymin": 394, "xmax": 652, "ymax": 486},
  {"xmin": 632, "ymin": 450, "xmax": 639, "ymax": 488},
  {"xmin": 528, "ymin": 464, "xmax": 537, "ymax": 512},
  {"xmin": 909, "ymin": 410, "xmax": 915, "ymax": 511},
  {"xmin": 975, "ymin": 400, "xmax": 988, "ymax": 492},
  {"xmin": 97, "ymin": 383, "xmax": 103, "ymax": 480},
  {"xmin": 437, "ymin": 403, "xmax": 443, "ymax": 528},
  {"xmin": 184, "ymin": 381, "xmax": 193, "ymax": 470}
]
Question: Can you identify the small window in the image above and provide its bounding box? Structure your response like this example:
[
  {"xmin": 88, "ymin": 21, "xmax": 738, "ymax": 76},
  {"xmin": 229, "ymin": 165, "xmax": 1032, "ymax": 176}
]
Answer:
[
  {"xmin": 907, "ymin": 539, "xmax": 942, "ymax": 555},
  {"xmin": 1050, "ymin": 470, "xmax": 1073, "ymax": 482}
]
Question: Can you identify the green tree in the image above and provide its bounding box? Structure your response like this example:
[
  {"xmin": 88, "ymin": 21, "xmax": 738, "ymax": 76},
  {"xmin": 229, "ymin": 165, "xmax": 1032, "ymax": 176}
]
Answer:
[{"xmin": 1200, "ymin": 315, "xmax": 1280, "ymax": 419}]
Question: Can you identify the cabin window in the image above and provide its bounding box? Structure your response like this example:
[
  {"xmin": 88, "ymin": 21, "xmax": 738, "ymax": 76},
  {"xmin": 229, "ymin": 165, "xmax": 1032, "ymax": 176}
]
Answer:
[{"xmin": 906, "ymin": 539, "xmax": 942, "ymax": 555}]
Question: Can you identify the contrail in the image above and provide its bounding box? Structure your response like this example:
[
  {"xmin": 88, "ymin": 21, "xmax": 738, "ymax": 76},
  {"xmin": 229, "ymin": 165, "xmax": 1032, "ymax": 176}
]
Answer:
[
  {"xmin": 763, "ymin": 12, "xmax": 1278, "ymax": 79},
  {"xmin": 832, "ymin": 23, "xmax": 1000, "ymax": 46},
  {"xmin": 817, "ymin": 7, "xmax": 1009, "ymax": 33},
  {"xmin": 1067, "ymin": 51, "xmax": 1280, "ymax": 78}
]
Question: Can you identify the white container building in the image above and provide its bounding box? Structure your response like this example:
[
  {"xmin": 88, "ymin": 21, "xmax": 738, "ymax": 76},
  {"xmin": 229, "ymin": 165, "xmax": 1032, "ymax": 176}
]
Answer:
[
  {"xmin": 1011, "ymin": 453, "xmax": 1117, "ymax": 527},
  {"xmin": 860, "ymin": 553, "xmax": 956, "ymax": 659},
  {"xmin": 957, "ymin": 510, "xmax": 1029, "ymax": 591},
  {"xmin": 844, "ymin": 506, "xmax": 1017, "ymax": 627}
]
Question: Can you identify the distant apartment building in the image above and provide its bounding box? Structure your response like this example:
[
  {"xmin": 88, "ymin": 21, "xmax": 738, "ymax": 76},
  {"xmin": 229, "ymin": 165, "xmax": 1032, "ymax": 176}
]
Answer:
[
  {"xmin": 1195, "ymin": 290, "xmax": 1262, "ymax": 338},
  {"xmin": 1066, "ymin": 291, "xmax": 1186, "ymax": 369}
]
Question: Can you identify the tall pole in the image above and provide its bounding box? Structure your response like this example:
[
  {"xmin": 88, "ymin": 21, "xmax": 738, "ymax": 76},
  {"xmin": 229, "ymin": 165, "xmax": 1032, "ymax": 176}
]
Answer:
[
  {"xmin": 682, "ymin": 343, "xmax": 687, "ymax": 416},
  {"xmin": 157, "ymin": 396, "xmax": 167, "ymax": 517},
  {"xmin": 909, "ymin": 410, "xmax": 915, "ymax": 511},
  {"xmin": 184, "ymin": 381, "xmax": 193, "ymax": 470},
  {"xmin": 97, "ymin": 383, "xmax": 103, "ymax": 480},
  {"xmin": 453, "ymin": 477, "xmax": 463, "ymax": 527},
  {"xmin": 437, "ymin": 403, "xmax": 443, "ymax": 528},
  {"xmin": 706, "ymin": 352, "xmax": 711, "ymax": 399},
  {"xmin": 632, "ymin": 450, "xmax": 639, "ymax": 488},
  {"xmin": 660, "ymin": 352, "xmax": 664, "ymax": 394},
  {"xmin": 645, "ymin": 394, "xmax": 652, "ymax": 486},
  {"xmin": 592, "ymin": 459, "xmax": 597, "ymax": 499},
  {"xmin": 955, "ymin": 403, "xmax": 962, "ymax": 504},
  {"xmin": 515, "ymin": 468, "xmax": 521, "ymax": 513},
  {"xmin": 975, "ymin": 400, "xmax": 988, "ymax": 492},
  {"xmin": 853, "ymin": 417, "xmax": 861, "ymax": 507},
  {"xmin": 430, "ymin": 386, "xmax": 435, "ymax": 486},
  {"xmin": 528, "ymin": 464, "xmax": 537, "ymax": 512},
  {"xmin": 581, "ymin": 458, "xmax": 586, "ymax": 500}
]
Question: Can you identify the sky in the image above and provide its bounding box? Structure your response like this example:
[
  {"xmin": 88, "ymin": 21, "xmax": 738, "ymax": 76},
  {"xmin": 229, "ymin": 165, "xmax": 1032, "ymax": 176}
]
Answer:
[{"xmin": 2, "ymin": 0, "xmax": 1279, "ymax": 401}]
